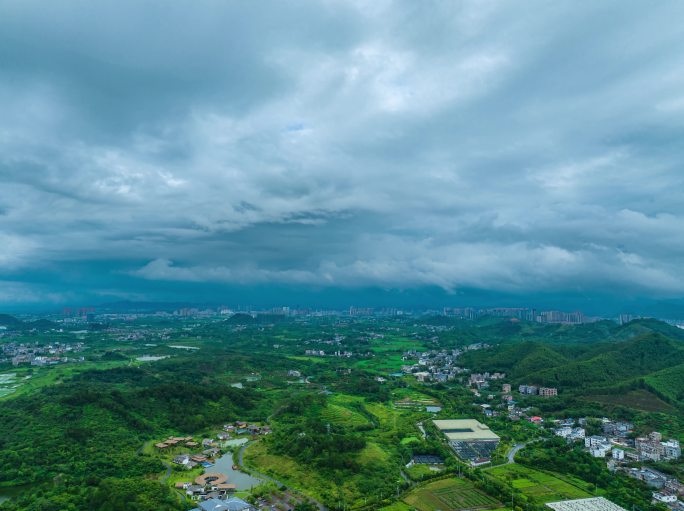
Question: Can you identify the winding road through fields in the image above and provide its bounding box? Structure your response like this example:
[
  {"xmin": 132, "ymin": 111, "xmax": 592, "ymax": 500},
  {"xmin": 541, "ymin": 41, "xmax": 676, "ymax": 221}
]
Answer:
[{"xmin": 506, "ymin": 443, "xmax": 526, "ymax": 464}]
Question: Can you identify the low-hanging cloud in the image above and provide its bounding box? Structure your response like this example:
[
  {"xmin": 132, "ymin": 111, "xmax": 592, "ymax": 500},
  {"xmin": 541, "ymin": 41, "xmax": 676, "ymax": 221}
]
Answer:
[{"xmin": 1, "ymin": 0, "xmax": 684, "ymax": 304}]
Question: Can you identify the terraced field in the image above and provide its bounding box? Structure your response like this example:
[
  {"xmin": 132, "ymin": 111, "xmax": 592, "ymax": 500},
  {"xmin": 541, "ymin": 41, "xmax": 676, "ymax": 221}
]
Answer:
[
  {"xmin": 404, "ymin": 478, "xmax": 503, "ymax": 511},
  {"xmin": 0, "ymin": 373, "xmax": 19, "ymax": 397},
  {"xmin": 392, "ymin": 388, "xmax": 440, "ymax": 409},
  {"xmin": 320, "ymin": 403, "xmax": 370, "ymax": 427},
  {"xmin": 488, "ymin": 465, "xmax": 591, "ymax": 503}
]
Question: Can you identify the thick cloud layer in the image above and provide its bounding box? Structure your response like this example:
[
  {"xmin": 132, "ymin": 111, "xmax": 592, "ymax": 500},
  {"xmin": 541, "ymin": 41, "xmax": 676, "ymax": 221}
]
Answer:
[{"xmin": 1, "ymin": 0, "xmax": 684, "ymax": 306}]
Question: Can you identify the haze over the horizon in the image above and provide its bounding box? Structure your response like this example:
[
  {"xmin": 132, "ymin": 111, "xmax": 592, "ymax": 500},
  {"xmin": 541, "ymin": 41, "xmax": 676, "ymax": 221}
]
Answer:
[{"xmin": 1, "ymin": 1, "xmax": 684, "ymax": 312}]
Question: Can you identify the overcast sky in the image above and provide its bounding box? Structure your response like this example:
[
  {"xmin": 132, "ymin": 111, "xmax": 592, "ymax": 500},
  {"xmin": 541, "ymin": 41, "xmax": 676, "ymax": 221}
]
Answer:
[{"xmin": 1, "ymin": 1, "xmax": 684, "ymax": 310}]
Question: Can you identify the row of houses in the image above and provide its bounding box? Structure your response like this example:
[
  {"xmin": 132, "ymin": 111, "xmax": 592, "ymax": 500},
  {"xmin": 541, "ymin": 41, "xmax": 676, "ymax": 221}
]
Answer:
[
  {"xmin": 402, "ymin": 346, "xmax": 489, "ymax": 384},
  {"xmin": 624, "ymin": 468, "xmax": 684, "ymax": 510},
  {"xmin": 223, "ymin": 421, "xmax": 271, "ymax": 436},
  {"xmin": 635, "ymin": 432, "xmax": 681, "ymax": 462},
  {"xmin": 554, "ymin": 426, "xmax": 586, "ymax": 442},
  {"xmin": 519, "ymin": 385, "xmax": 558, "ymax": 397},
  {"xmin": 469, "ymin": 372, "xmax": 506, "ymax": 390},
  {"xmin": 594, "ymin": 429, "xmax": 683, "ymax": 462},
  {"xmin": 584, "ymin": 436, "xmax": 616, "ymax": 458},
  {"xmin": 177, "ymin": 473, "xmax": 240, "ymax": 501},
  {"xmin": 155, "ymin": 436, "xmax": 197, "ymax": 450},
  {"xmin": 304, "ymin": 349, "xmax": 354, "ymax": 357},
  {"xmin": 2, "ymin": 341, "xmax": 85, "ymax": 366}
]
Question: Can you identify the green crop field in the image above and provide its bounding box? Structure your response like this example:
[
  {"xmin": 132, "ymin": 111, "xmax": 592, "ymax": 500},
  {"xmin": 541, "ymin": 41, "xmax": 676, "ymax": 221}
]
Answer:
[
  {"xmin": 487, "ymin": 465, "xmax": 591, "ymax": 503},
  {"xmin": 404, "ymin": 478, "xmax": 503, "ymax": 511},
  {"xmin": 355, "ymin": 354, "xmax": 406, "ymax": 372},
  {"xmin": 320, "ymin": 403, "xmax": 370, "ymax": 427},
  {"xmin": 392, "ymin": 388, "xmax": 440, "ymax": 408}
]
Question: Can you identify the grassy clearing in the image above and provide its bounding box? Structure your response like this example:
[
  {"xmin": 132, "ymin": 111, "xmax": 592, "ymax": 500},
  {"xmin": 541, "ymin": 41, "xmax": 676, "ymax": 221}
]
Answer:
[
  {"xmin": 364, "ymin": 402, "xmax": 396, "ymax": 424},
  {"xmin": 287, "ymin": 356, "xmax": 328, "ymax": 364},
  {"xmin": 243, "ymin": 441, "xmax": 333, "ymax": 503},
  {"xmin": 400, "ymin": 436, "xmax": 420, "ymax": 445},
  {"xmin": 366, "ymin": 337, "xmax": 424, "ymax": 353},
  {"xmin": 166, "ymin": 466, "xmax": 203, "ymax": 485},
  {"xmin": 379, "ymin": 502, "xmax": 413, "ymax": 511},
  {"xmin": 488, "ymin": 465, "xmax": 591, "ymax": 503},
  {"xmin": 404, "ymin": 478, "xmax": 503, "ymax": 511},
  {"xmin": 245, "ymin": 435, "xmax": 399, "ymax": 508},
  {"xmin": 0, "ymin": 361, "xmax": 132, "ymax": 401},
  {"xmin": 405, "ymin": 464, "xmax": 443, "ymax": 481},
  {"xmin": 358, "ymin": 442, "xmax": 389, "ymax": 464},
  {"xmin": 355, "ymin": 355, "xmax": 406, "ymax": 373}
]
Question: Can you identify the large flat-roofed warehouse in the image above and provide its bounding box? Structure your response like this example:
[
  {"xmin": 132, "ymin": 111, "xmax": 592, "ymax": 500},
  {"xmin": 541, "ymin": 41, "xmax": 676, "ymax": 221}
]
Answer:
[
  {"xmin": 433, "ymin": 419, "xmax": 499, "ymax": 465},
  {"xmin": 546, "ymin": 498, "xmax": 628, "ymax": 511}
]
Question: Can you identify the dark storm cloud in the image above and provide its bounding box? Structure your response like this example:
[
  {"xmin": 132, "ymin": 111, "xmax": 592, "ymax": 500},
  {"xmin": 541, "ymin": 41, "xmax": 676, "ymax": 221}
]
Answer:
[{"xmin": 1, "ymin": 0, "xmax": 684, "ymax": 304}]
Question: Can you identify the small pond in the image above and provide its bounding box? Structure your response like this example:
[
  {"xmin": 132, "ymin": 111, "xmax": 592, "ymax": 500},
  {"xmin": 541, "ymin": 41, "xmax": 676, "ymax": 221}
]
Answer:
[{"xmin": 211, "ymin": 452, "xmax": 263, "ymax": 490}]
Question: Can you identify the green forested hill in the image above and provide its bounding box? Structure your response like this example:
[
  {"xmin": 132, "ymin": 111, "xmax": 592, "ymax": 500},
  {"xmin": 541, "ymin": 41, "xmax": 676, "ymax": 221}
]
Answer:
[
  {"xmin": 460, "ymin": 326, "xmax": 684, "ymax": 399},
  {"xmin": 0, "ymin": 314, "xmax": 22, "ymax": 328},
  {"xmin": 530, "ymin": 334, "xmax": 684, "ymax": 388},
  {"xmin": 512, "ymin": 318, "xmax": 684, "ymax": 345},
  {"xmin": 0, "ymin": 358, "xmax": 272, "ymax": 511},
  {"xmin": 645, "ymin": 362, "xmax": 684, "ymax": 405},
  {"xmin": 460, "ymin": 341, "xmax": 570, "ymax": 377}
]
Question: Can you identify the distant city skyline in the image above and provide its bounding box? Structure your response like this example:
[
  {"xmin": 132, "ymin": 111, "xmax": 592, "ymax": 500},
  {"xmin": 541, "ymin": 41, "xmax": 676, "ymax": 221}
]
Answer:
[
  {"xmin": 1, "ymin": 2, "xmax": 683, "ymax": 311},
  {"xmin": 6, "ymin": 297, "xmax": 684, "ymax": 324}
]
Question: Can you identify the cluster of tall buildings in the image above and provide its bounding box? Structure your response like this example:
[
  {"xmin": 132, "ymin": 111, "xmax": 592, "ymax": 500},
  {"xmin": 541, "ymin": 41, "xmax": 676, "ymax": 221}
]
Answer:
[{"xmin": 442, "ymin": 307, "xmax": 588, "ymax": 324}]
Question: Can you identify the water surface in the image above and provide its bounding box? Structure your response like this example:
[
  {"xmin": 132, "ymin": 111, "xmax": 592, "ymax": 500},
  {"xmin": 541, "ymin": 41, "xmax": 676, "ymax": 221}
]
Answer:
[{"xmin": 211, "ymin": 452, "xmax": 262, "ymax": 490}]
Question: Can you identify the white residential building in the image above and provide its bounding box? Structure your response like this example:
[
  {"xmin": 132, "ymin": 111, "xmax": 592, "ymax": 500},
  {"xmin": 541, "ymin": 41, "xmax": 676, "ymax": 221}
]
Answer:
[
  {"xmin": 585, "ymin": 435, "xmax": 609, "ymax": 448},
  {"xmin": 663, "ymin": 439, "xmax": 681, "ymax": 460},
  {"xmin": 652, "ymin": 493, "xmax": 677, "ymax": 504},
  {"xmin": 586, "ymin": 435, "xmax": 611, "ymax": 457}
]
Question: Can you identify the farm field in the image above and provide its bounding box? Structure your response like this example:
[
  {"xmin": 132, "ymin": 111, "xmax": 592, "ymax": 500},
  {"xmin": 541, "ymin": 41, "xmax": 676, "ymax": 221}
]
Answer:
[
  {"xmin": 0, "ymin": 361, "xmax": 134, "ymax": 401},
  {"xmin": 320, "ymin": 402, "xmax": 371, "ymax": 427},
  {"xmin": 392, "ymin": 387, "xmax": 440, "ymax": 409},
  {"xmin": 403, "ymin": 478, "xmax": 504, "ymax": 511},
  {"xmin": 487, "ymin": 464, "xmax": 591, "ymax": 503},
  {"xmin": 355, "ymin": 354, "xmax": 406, "ymax": 373},
  {"xmin": 0, "ymin": 373, "xmax": 20, "ymax": 397}
]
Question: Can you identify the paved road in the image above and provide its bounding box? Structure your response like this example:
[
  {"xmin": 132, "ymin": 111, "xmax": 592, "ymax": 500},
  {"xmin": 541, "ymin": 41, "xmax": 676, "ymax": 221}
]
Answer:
[
  {"xmin": 416, "ymin": 422, "xmax": 427, "ymax": 439},
  {"xmin": 505, "ymin": 439, "xmax": 544, "ymax": 464},
  {"xmin": 160, "ymin": 461, "xmax": 172, "ymax": 483},
  {"xmin": 506, "ymin": 443, "xmax": 526, "ymax": 464},
  {"xmin": 237, "ymin": 442, "xmax": 327, "ymax": 511}
]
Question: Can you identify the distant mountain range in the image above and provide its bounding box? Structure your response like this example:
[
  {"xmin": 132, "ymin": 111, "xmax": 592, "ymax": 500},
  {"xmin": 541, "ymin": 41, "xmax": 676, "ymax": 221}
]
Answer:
[{"xmin": 0, "ymin": 314, "xmax": 58, "ymax": 331}]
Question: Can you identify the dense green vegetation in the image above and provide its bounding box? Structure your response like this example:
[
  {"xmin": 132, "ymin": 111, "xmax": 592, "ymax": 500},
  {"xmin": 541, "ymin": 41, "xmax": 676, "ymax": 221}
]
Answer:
[
  {"xmin": 516, "ymin": 439, "xmax": 660, "ymax": 511},
  {"xmin": 0, "ymin": 358, "xmax": 270, "ymax": 510},
  {"xmin": 460, "ymin": 321, "xmax": 684, "ymax": 399},
  {"xmin": 1, "ymin": 313, "xmax": 683, "ymax": 510}
]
